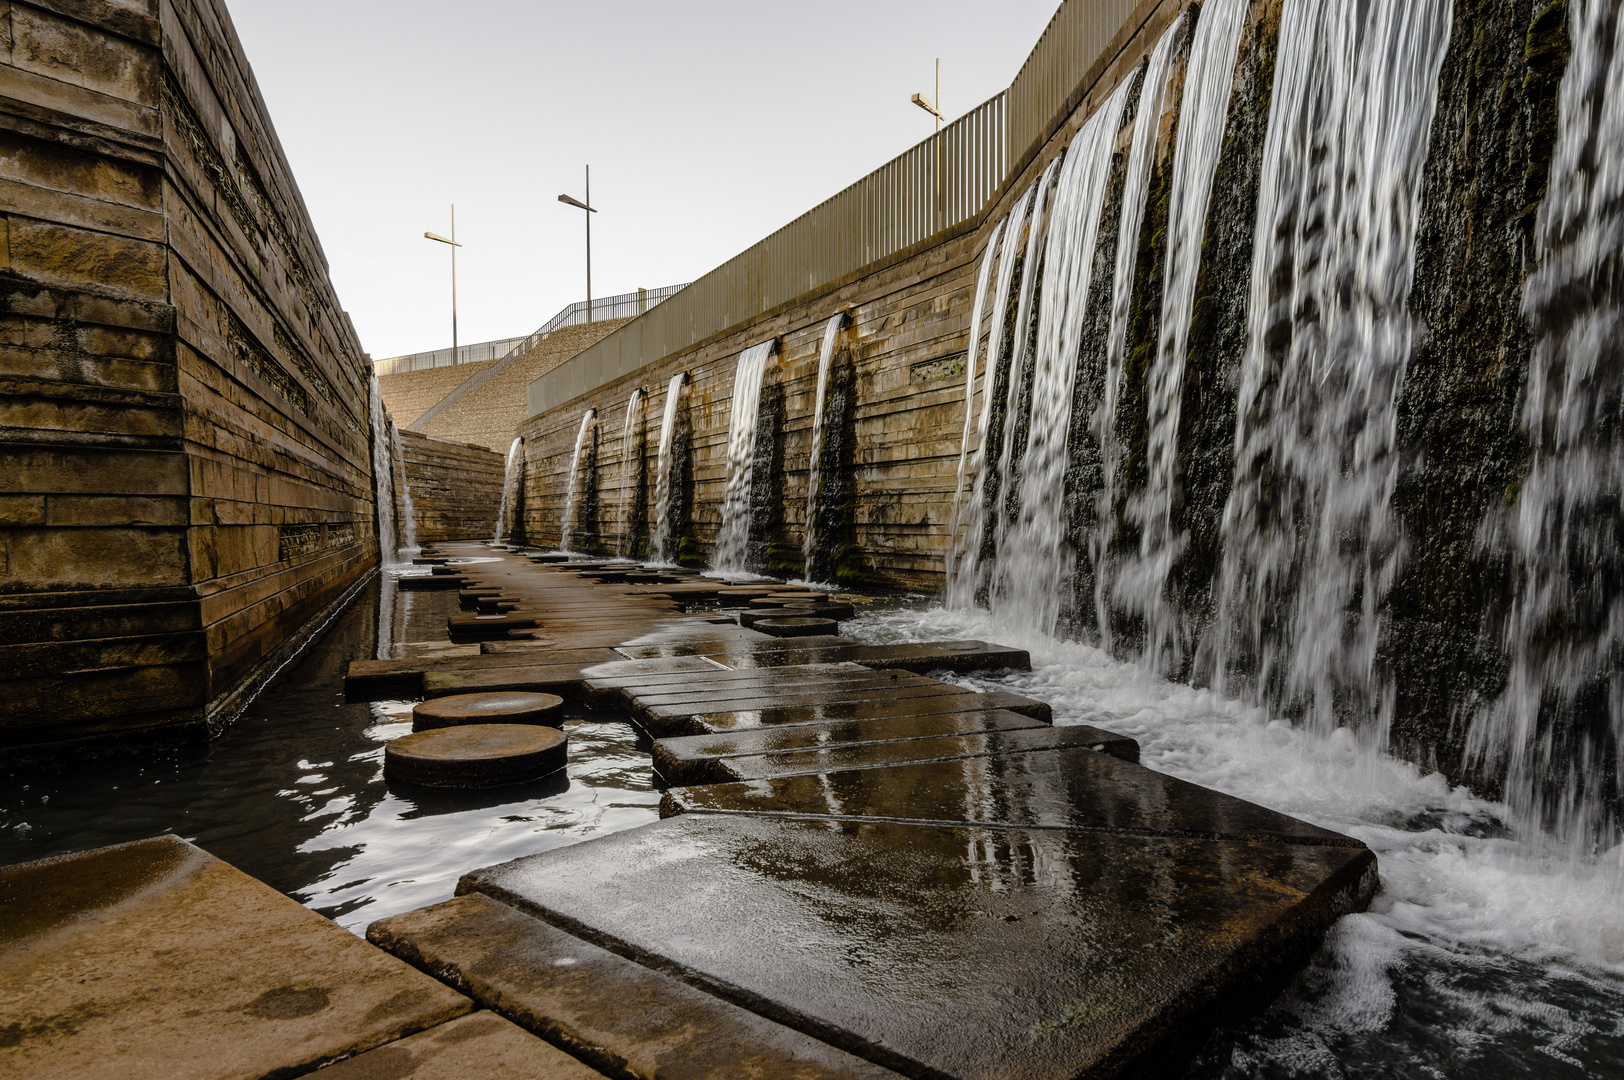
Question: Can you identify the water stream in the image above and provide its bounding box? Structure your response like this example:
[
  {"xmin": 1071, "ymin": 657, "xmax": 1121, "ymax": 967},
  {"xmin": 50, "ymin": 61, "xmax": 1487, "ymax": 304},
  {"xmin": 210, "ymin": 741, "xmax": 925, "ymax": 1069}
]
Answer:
[
  {"xmin": 559, "ymin": 410, "xmax": 597, "ymax": 552},
  {"xmin": 712, "ymin": 340, "xmax": 777, "ymax": 573},
  {"xmin": 388, "ymin": 418, "xmax": 417, "ymax": 559},
  {"xmin": 803, "ymin": 314, "xmax": 846, "ymax": 572},
  {"xmin": 617, "ymin": 388, "xmax": 645, "ymax": 555},
  {"xmin": 493, "ymin": 436, "xmax": 523, "ymax": 544},
  {"xmin": 651, "ymin": 371, "xmax": 688, "ymax": 563},
  {"xmin": 368, "ymin": 373, "xmax": 401, "ymax": 566}
]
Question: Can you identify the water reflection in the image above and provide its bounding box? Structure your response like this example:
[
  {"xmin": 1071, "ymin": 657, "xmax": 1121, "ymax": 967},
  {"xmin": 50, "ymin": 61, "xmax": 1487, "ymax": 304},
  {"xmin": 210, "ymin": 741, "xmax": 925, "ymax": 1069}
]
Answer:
[{"xmin": 0, "ymin": 574, "xmax": 660, "ymax": 934}]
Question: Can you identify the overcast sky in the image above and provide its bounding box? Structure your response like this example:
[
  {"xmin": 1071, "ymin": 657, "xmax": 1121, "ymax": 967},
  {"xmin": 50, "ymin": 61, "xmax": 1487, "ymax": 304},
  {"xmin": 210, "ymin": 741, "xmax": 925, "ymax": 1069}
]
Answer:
[{"xmin": 226, "ymin": 0, "xmax": 1059, "ymax": 360}]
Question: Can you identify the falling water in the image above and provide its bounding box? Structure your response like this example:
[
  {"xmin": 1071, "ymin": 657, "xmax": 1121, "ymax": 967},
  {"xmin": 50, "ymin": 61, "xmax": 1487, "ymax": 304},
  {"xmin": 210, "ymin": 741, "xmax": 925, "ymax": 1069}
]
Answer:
[
  {"xmin": 1092, "ymin": 14, "xmax": 1189, "ymax": 647},
  {"xmin": 559, "ymin": 410, "xmax": 597, "ymax": 552},
  {"xmin": 1473, "ymin": 0, "xmax": 1624, "ymax": 853},
  {"xmin": 1118, "ymin": 0, "xmax": 1251, "ymax": 671},
  {"xmin": 712, "ymin": 340, "xmax": 776, "ymax": 573},
  {"xmin": 1209, "ymin": 0, "xmax": 1452, "ymax": 744},
  {"xmin": 650, "ymin": 372, "xmax": 688, "ymax": 563},
  {"xmin": 493, "ymin": 436, "xmax": 522, "ymax": 544},
  {"xmin": 991, "ymin": 74, "xmax": 1139, "ymax": 636},
  {"xmin": 368, "ymin": 373, "xmax": 401, "ymax": 567},
  {"xmin": 802, "ymin": 314, "xmax": 846, "ymax": 572},
  {"xmin": 388, "ymin": 420, "xmax": 418, "ymax": 557},
  {"xmin": 946, "ymin": 181, "xmax": 1041, "ymax": 607},
  {"xmin": 946, "ymin": 217, "xmax": 1008, "ymax": 566},
  {"xmin": 616, "ymin": 388, "xmax": 646, "ymax": 555}
]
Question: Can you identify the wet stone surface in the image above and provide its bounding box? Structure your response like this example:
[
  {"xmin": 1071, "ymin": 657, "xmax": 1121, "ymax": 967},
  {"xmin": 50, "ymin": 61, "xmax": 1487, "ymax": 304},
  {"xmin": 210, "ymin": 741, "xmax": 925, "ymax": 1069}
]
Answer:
[
  {"xmin": 412, "ymin": 692, "xmax": 565, "ymax": 731},
  {"xmin": 385, "ymin": 725, "xmax": 569, "ymax": 789},
  {"xmin": 461, "ymin": 813, "xmax": 1376, "ymax": 1080}
]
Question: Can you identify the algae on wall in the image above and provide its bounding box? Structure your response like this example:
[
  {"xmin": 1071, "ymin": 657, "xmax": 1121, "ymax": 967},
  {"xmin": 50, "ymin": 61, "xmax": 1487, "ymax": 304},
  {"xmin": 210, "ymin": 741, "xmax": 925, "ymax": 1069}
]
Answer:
[{"xmin": 1387, "ymin": 0, "xmax": 1570, "ymax": 785}]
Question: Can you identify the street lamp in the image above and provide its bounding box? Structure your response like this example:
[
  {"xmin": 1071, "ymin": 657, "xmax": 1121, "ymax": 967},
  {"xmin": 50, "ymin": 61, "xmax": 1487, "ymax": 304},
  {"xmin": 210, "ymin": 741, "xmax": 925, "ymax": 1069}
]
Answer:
[
  {"xmin": 558, "ymin": 166, "xmax": 597, "ymax": 322},
  {"xmin": 423, "ymin": 206, "xmax": 463, "ymax": 359},
  {"xmin": 910, "ymin": 59, "xmax": 943, "ymax": 132}
]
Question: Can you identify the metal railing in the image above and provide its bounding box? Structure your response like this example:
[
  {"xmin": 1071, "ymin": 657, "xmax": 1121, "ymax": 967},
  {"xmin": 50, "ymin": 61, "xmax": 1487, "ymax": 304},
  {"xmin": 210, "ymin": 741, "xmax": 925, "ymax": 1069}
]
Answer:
[
  {"xmin": 495, "ymin": 284, "xmax": 688, "ymax": 370},
  {"xmin": 374, "ymin": 336, "xmax": 531, "ymax": 376},
  {"xmin": 530, "ymin": 0, "xmax": 1159, "ymax": 417}
]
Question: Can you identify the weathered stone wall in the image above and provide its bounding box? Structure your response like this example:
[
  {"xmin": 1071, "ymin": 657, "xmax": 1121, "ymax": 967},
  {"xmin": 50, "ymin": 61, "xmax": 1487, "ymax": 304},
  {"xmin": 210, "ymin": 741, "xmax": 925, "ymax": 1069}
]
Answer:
[
  {"xmin": 1, "ymin": 0, "xmax": 376, "ymax": 762},
  {"xmin": 395, "ymin": 430, "xmax": 503, "ymax": 543},
  {"xmin": 515, "ymin": 0, "xmax": 1185, "ymax": 590}
]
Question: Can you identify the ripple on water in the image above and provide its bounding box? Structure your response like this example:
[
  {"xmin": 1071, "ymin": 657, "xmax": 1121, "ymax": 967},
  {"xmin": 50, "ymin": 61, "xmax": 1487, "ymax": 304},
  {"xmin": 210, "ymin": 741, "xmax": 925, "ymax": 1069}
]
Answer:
[{"xmin": 843, "ymin": 601, "xmax": 1624, "ymax": 1079}]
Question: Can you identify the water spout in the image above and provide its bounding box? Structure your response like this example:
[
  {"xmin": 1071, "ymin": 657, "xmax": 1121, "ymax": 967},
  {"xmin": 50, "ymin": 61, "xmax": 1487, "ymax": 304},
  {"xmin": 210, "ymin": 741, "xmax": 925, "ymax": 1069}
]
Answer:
[
  {"xmin": 493, "ymin": 437, "xmax": 522, "ymax": 545},
  {"xmin": 803, "ymin": 314, "xmax": 846, "ymax": 576},
  {"xmin": 651, "ymin": 372, "xmax": 688, "ymax": 563},
  {"xmin": 617, "ymin": 388, "xmax": 646, "ymax": 555},
  {"xmin": 712, "ymin": 340, "xmax": 777, "ymax": 573},
  {"xmin": 560, "ymin": 410, "xmax": 597, "ymax": 552}
]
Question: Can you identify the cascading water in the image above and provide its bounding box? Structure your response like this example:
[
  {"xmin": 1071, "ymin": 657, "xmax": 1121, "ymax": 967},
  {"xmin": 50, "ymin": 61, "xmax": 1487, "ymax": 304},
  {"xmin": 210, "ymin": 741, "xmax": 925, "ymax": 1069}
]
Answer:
[
  {"xmin": 493, "ymin": 437, "xmax": 522, "ymax": 545},
  {"xmin": 1091, "ymin": 13, "xmax": 1189, "ymax": 647},
  {"xmin": 946, "ymin": 181, "xmax": 1040, "ymax": 608},
  {"xmin": 1117, "ymin": 0, "xmax": 1251, "ymax": 672},
  {"xmin": 989, "ymin": 75, "xmax": 1140, "ymax": 637},
  {"xmin": 368, "ymin": 373, "xmax": 401, "ymax": 567},
  {"xmin": 650, "ymin": 371, "xmax": 687, "ymax": 563},
  {"xmin": 946, "ymin": 217, "xmax": 1007, "ymax": 571},
  {"xmin": 559, "ymin": 410, "xmax": 596, "ymax": 552},
  {"xmin": 802, "ymin": 314, "xmax": 846, "ymax": 573},
  {"xmin": 1473, "ymin": 0, "xmax": 1624, "ymax": 853},
  {"xmin": 1209, "ymin": 0, "xmax": 1452, "ymax": 744},
  {"xmin": 616, "ymin": 388, "xmax": 645, "ymax": 555},
  {"xmin": 711, "ymin": 340, "xmax": 776, "ymax": 573},
  {"xmin": 388, "ymin": 419, "xmax": 417, "ymax": 558}
]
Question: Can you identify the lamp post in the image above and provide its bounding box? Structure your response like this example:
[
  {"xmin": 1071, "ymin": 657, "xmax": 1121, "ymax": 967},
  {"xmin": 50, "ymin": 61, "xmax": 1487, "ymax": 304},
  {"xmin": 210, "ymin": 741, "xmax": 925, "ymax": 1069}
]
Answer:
[
  {"xmin": 423, "ymin": 206, "xmax": 463, "ymax": 359},
  {"xmin": 910, "ymin": 59, "xmax": 943, "ymax": 132},
  {"xmin": 558, "ymin": 167, "xmax": 597, "ymax": 322}
]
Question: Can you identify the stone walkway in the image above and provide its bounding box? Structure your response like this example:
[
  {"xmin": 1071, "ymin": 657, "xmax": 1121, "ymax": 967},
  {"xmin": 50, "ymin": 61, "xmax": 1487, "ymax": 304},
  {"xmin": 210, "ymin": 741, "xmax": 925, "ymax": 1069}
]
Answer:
[{"xmin": 2, "ymin": 545, "xmax": 1376, "ymax": 1079}]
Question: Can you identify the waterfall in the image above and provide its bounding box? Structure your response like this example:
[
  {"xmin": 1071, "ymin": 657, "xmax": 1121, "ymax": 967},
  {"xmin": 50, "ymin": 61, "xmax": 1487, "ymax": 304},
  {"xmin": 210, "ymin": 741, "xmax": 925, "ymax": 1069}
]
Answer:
[
  {"xmin": 368, "ymin": 372, "xmax": 401, "ymax": 567},
  {"xmin": 712, "ymin": 340, "xmax": 776, "ymax": 573},
  {"xmin": 946, "ymin": 217, "xmax": 1008, "ymax": 573},
  {"xmin": 389, "ymin": 420, "xmax": 418, "ymax": 557},
  {"xmin": 1209, "ymin": 0, "xmax": 1452, "ymax": 742},
  {"xmin": 493, "ymin": 436, "xmax": 522, "ymax": 544},
  {"xmin": 802, "ymin": 314, "xmax": 846, "ymax": 575},
  {"xmin": 1472, "ymin": 0, "xmax": 1624, "ymax": 852},
  {"xmin": 945, "ymin": 180, "xmax": 1042, "ymax": 608},
  {"xmin": 1117, "ymin": 0, "xmax": 1251, "ymax": 671},
  {"xmin": 990, "ymin": 74, "xmax": 1140, "ymax": 636},
  {"xmin": 651, "ymin": 371, "xmax": 687, "ymax": 563},
  {"xmin": 559, "ymin": 410, "xmax": 596, "ymax": 552},
  {"xmin": 617, "ymin": 388, "xmax": 645, "ymax": 555},
  {"xmin": 1091, "ymin": 13, "xmax": 1189, "ymax": 647}
]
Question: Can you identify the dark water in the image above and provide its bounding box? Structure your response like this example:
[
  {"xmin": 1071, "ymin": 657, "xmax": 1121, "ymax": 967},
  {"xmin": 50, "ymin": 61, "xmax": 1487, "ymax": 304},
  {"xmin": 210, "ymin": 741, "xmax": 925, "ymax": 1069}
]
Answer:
[{"xmin": 0, "ymin": 572, "xmax": 660, "ymax": 934}]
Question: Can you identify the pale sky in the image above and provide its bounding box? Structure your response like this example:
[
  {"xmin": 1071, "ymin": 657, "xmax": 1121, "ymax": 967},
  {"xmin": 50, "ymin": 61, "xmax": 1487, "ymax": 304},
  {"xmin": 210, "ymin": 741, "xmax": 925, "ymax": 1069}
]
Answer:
[{"xmin": 226, "ymin": 0, "xmax": 1060, "ymax": 360}]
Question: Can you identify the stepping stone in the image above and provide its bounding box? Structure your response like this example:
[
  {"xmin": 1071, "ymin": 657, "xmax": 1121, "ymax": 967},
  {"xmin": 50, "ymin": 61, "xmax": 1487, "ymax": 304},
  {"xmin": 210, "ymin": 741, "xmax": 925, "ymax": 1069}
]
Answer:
[
  {"xmin": 423, "ymin": 664, "xmax": 591, "ymax": 699},
  {"xmin": 753, "ymin": 616, "xmax": 839, "ymax": 637},
  {"xmin": 657, "ymin": 688, "xmax": 1054, "ymax": 738},
  {"xmin": 448, "ymin": 614, "xmax": 541, "ymax": 639},
  {"xmin": 315, "ymin": 1011, "xmax": 605, "ymax": 1079},
  {"xmin": 0, "ymin": 835, "xmax": 471, "ymax": 1080},
  {"xmin": 529, "ymin": 553, "xmax": 572, "ymax": 563},
  {"xmin": 432, "ymin": 566, "xmax": 464, "ymax": 576},
  {"xmin": 664, "ymin": 742, "xmax": 1363, "ymax": 850},
  {"xmin": 412, "ymin": 692, "xmax": 565, "ymax": 731},
  {"xmin": 369, "ymin": 895, "xmax": 903, "ymax": 1080},
  {"xmin": 399, "ymin": 575, "xmax": 465, "ymax": 591},
  {"xmin": 460, "ymin": 813, "xmax": 1376, "ymax": 1080},
  {"xmin": 663, "ymin": 723, "xmax": 1136, "ymax": 784},
  {"xmin": 737, "ymin": 604, "xmax": 854, "ymax": 627},
  {"xmin": 652, "ymin": 706, "xmax": 1056, "ymax": 784},
  {"xmin": 345, "ymin": 651, "xmax": 618, "ymax": 699},
  {"xmin": 384, "ymin": 725, "xmax": 568, "ymax": 788},
  {"xmin": 412, "ymin": 557, "xmax": 449, "ymax": 565}
]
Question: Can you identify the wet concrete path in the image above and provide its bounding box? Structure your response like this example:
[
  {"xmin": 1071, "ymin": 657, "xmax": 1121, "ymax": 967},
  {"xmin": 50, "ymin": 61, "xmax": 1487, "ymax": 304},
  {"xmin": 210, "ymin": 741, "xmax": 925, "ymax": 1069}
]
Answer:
[{"xmin": 4, "ymin": 545, "xmax": 1375, "ymax": 1079}]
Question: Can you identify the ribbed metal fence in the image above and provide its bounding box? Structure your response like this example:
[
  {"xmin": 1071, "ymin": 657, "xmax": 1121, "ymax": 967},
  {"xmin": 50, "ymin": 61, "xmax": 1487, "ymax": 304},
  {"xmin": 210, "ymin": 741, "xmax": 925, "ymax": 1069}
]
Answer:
[
  {"xmin": 531, "ymin": 0, "xmax": 1156, "ymax": 417},
  {"xmin": 374, "ymin": 336, "xmax": 530, "ymax": 376}
]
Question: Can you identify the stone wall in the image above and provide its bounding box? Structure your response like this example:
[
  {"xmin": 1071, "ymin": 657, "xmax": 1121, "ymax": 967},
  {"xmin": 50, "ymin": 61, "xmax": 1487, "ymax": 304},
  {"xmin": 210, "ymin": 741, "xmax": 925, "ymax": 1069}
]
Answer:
[
  {"xmin": 1, "ymin": 0, "xmax": 377, "ymax": 762},
  {"xmin": 395, "ymin": 430, "xmax": 503, "ymax": 543},
  {"xmin": 514, "ymin": 0, "xmax": 1183, "ymax": 590}
]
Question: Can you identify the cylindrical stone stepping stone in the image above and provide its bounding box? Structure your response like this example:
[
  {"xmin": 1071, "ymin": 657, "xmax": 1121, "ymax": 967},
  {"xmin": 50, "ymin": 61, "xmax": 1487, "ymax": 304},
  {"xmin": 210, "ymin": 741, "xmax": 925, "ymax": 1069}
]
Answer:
[
  {"xmin": 753, "ymin": 616, "xmax": 840, "ymax": 638},
  {"xmin": 737, "ymin": 607, "xmax": 819, "ymax": 628},
  {"xmin": 412, "ymin": 691, "xmax": 564, "ymax": 731},
  {"xmin": 384, "ymin": 724, "xmax": 568, "ymax": 788}
]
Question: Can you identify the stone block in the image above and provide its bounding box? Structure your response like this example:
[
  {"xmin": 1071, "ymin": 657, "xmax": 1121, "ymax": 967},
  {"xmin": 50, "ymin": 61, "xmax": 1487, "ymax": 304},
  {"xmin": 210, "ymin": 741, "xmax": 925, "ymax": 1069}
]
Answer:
[
  {"xmin": 0, "ymin": 836, "xmax": 472, "ymax": 1079},
  {"xmin": 315, "ymin": 1011, "xmax": 609, "ymax": 1080},
  {"xmin": 8, "ymin": 218, "xmax": 168, "ymax": 301}
]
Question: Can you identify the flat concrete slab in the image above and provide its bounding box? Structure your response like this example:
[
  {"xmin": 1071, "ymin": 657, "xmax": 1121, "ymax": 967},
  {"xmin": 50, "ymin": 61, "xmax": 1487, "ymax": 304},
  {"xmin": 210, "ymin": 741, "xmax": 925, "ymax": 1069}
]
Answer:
[
  {"xmin": 385, "ymin": 725, "xmax": 568, "ymax": 788},
  {"xmin": 413, "ymin": 692, "xmax": 565, "ymax": 731},
  {"xmin": 662, "ymin": 743, "xmax": 1361, "ymax": 848},
  {"xmin": 346, "ymin": 650, "xmax": 619, "ymax": 699},
  {"xmin": 651, "ymin": 707, "xmax": 1057, "ymax": 784},
  {"xmin": 667, "ymin": 724, "xmax": 1138, "ymax": 783},
  {"xmin": 754, "ymin": 616, "xmax": 840, "ymax": 637},
  {"xmin": 638, "ymin": 684, "xmax": 1039, "ymax": 736},
  {"xmin": 659, "ymin": 689, "xmax": 1054, "ymax": 738},
  {"xmin": 317, "ymin": 1011, "xmax": 608, "ymax": 1079},
  {"xmin": 0, "ymin": 835, "xmax": 471, "ymax": 1080},
  {"xmin": 615, "ymin": 639, "xmax": 1030, "ymax": 675},
  {"xmin": 423, "ymin": 664, "xmax": 592, "ymax": 699},
  {"xmin": 370, "ymin": 895, "xmax": 905, "ymax": 1080},
  {"xmin": 460, "ymin": 814, "xmax": 1376, "ymax": 1080}
]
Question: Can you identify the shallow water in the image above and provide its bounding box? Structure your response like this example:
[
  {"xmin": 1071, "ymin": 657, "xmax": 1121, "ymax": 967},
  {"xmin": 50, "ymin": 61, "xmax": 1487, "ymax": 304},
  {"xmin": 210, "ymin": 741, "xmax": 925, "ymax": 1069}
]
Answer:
[
  {"xmin": 844, "ymin": 599, "xmax": 1624, "ymax": 1079},
  {"xmin": 0, "ymin": 571, "xmax": 660, "ymax": 934}
]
